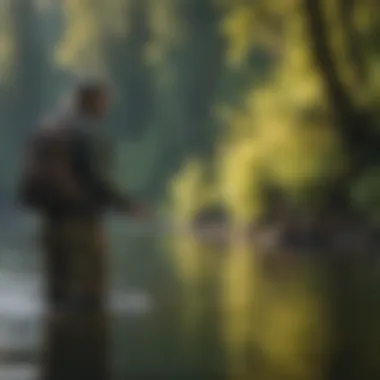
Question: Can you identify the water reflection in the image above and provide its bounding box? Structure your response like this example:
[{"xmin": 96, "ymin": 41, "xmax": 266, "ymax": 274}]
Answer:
[
  {"xmin": 41, "ymin": 311, "xmax": 109, "ymax": 380},
  {"xmin": 170, "ymin": 233, "xmax": 380, "ymax": 380},
  {"xmin": 2, "ymin": 220, "xmax": 380, "ymax": 380}
]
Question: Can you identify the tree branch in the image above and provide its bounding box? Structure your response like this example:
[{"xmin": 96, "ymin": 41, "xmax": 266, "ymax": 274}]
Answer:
[
  {"xmin": 338, "ymin": 0, "xmax": 367, "ymax": 84},
  {"xmin": 303, "ymin": 0, "xmax": 378, "ymax": 170}
]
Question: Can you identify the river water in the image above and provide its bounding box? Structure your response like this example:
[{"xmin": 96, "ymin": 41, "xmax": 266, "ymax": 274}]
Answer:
[
  {"xmin": 0, "ymin": 216, "xmax": 379, "ymax": 380},
  {"xmin": 0, "ymin": 216, "xmax": 224, "ymax": 379}
]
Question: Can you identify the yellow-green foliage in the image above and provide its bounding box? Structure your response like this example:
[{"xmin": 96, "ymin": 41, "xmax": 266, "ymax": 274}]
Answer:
[
  {"xmin": 55, "ymin": 0, "xmax": 107, "ymax": 75},
  {"xmin": 0, "ymin": 2, "xmax": 16, "ymax": 86},
  {"xmin": 146, "ymin": 0, "xmax": 183, "ymax": 66},
  {"xmin": 56, "ymin": 0, "xmax": 137, "ymax": 76},
  {"xmin": 49, "ymin": 0, "xmax": 380, "ymax": 222},
  {"xmin": 170, "ymin": 0, "xmax": 380, "ymax": 224},
  {"xmin": 216, "ymin": 135, "xmax": 264, "ymax": 224},
  {"xmin": 168, "ymin": 157, "xmax": 213, "ymax": 222}
]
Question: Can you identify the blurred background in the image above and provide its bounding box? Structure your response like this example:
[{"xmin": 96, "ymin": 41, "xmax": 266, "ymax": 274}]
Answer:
[{"xmin": 0, "ymin": 0, "xmax": 379, "ymax": 379}]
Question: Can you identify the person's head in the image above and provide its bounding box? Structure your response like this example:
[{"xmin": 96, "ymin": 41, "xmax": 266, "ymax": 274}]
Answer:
[{"xmin": 74, "ymin": 79, "xmax": 110, "ymax": 119}]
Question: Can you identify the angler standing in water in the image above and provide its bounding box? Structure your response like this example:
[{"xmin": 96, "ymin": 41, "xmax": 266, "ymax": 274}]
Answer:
[{"xmin": 19, "ymin": 79, "xmax": 147, "ymax": 311}]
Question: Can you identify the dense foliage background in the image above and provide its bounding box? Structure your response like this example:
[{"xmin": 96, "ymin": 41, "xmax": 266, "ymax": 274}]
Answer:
[{"xmin": 0, "ymin": 0, "xmax": 379, "ymax": 224}]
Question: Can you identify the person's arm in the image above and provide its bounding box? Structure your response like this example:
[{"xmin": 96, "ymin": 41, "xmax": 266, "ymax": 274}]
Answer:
[{"xmin": 72, "ymin": 131, "xmax": 133, "ymax": 212}]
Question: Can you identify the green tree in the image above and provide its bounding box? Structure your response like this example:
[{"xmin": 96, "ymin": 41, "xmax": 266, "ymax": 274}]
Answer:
[
  {"xmin": 169, "ymin": 0, "xmax": 380, "ymax": 223},
  {"xmin": 0, "ymin": 0, "xmax": 47, "ymax": 200},
  {"xmin": 147, "ymin": 0, "xmax": 224, "ymax": 197}
]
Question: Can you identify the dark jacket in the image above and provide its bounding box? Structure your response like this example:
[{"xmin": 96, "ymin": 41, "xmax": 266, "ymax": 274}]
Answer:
[{"xmin": 20, "ymin": 109, "xmax": 131, "ymax": 217}]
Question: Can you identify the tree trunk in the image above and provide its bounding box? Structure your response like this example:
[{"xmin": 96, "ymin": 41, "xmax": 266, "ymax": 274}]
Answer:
[{"xmin": 303, "ymin": 0, "xmax": 379, "ymax": 213}]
